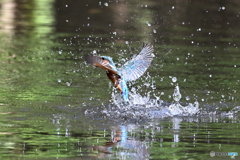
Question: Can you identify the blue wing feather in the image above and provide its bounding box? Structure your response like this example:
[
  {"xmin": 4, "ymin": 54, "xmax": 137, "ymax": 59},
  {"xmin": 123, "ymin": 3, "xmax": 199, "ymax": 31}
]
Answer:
[{"xmin": 119, "ymin": 43, "xmax": 154, "ymax": 81}]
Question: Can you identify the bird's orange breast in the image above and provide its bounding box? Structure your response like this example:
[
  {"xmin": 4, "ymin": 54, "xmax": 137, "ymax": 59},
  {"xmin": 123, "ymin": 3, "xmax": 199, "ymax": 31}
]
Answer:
[{"xmin": 106, "ymin": 72, "xmax": 122, "ymax": 93}]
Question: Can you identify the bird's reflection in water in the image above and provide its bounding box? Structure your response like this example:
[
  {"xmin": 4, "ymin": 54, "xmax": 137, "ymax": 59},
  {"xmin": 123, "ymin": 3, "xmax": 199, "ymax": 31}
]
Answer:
[
  {"xmin": 93, "ymin": 126, "xmax": 150, "ymax": 160},
  {"xmin": 93, "ymin": 129, "xmax": 121, "ymax": 154}
]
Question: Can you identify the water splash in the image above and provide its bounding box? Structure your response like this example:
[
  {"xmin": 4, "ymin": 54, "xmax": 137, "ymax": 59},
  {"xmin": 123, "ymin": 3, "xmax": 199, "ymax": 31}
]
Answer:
[
  {"xmin": 167, "ymin": 84, "xmax": 199, "ymax": 116},
  {"xmin": 84, "ymin": 71, "xmax": 200, "ymax": 119},
  {"xmin": 93, "ymin": 84, "xmax": 200, "ymax": 120}
]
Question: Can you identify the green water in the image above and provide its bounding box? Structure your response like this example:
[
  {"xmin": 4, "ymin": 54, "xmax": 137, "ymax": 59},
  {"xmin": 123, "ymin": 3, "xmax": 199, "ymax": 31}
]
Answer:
[{"xmin": 0, "ymin": 0, "xmax": 240, "ymax": 159}]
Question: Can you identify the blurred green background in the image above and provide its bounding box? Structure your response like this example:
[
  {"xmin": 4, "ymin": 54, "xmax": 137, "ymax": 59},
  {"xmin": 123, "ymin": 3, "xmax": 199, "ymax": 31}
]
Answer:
[{"xmin": 0, "ymin": 0, "xmax": 240, "ymax": 159}]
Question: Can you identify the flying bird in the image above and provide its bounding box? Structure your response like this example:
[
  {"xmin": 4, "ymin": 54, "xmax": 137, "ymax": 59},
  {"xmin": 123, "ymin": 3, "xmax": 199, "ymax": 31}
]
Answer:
[{"xmin": 84, "ymin": 43, "xmax": 154, "ymax": 102}]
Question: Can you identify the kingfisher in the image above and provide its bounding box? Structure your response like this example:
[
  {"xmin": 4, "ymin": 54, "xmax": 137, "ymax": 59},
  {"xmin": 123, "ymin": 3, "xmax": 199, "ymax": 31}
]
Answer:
[{"xmin": 84, "ymin": 43, "xmax": 154, "ymax": 102}]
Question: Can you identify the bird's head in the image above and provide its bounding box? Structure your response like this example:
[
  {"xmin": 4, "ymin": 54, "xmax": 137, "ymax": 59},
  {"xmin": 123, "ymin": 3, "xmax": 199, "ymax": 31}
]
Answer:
[{"xmin": 101, "ymin": 56, "xmax": 115, "ymax": 66}]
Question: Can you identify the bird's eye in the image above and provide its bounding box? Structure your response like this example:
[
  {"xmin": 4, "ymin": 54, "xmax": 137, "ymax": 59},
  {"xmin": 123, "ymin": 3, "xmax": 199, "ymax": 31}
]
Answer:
[{"xmin": 102, "ymin": 57, "xmax": 105, "ymax": 60}]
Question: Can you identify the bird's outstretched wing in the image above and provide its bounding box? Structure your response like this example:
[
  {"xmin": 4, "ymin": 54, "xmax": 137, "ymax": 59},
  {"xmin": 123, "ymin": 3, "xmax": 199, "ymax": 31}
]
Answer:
[
  {"xmin": 119, "ymin": 43, "xmax": 154, "ymax": 81},
  {"xmin": 84, "ymin": 55, "xmax": 119, "ymax": 75}
]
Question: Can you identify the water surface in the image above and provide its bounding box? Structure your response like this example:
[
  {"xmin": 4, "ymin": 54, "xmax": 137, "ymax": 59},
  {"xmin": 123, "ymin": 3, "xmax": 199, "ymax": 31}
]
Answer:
[{"xmin": 0, "ymin": 0, "xmax": 240, "ymax": 159}]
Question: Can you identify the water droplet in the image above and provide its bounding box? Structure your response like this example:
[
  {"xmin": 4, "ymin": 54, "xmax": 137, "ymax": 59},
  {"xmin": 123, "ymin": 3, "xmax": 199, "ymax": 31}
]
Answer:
[
  {"xmin": 172, "ymin": 77, "xmax": 177, "ymax": 82},
  {"xmin": 66, "ymin": 5, "xmax": 68, "ymax": 7},
  {"xmin": 172, "ymin": 6, "xmax": 175, "ymax": 9},
  {"xmin": 209, "ymin": 74, "xmax": 212, "ymax": 77},
  {"xmin": 59, "ymin": 51, "xmax": 62, "ymax": 54},
  {"xmin": 173, "ymin": 84, "xmax": 182, "ymax": 102},
  {"xmin": 66, "ymin": 20, "xmax": 69, "ymax": 22},
  {"xmin": 125, "ymin": 41, "xmax": 129, "ymax": 44},
  {"xmin": 104, "ymin": 2, "xmax": 108, "ymax": 6},
  {"xmin": 185, "ymin": 96, "xmax": 190, "ymax": 101},
  {"xmin": 222, "ymin": 6, "xmax": 225, "ymax": 10},
  {"xmin": 153, "ymin": 29, "xmax": 157, "ymax": 33},
  {"xmin": 146, "ymin": 21, "xmax": 151, "ymax": 26},
  {"xmin": 58, "ymin": 79, "xmax": 61, "ymax": 83},
  {"xmin": 66, "ymin": 82, "xmax": 71, "ymax": 86}
]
